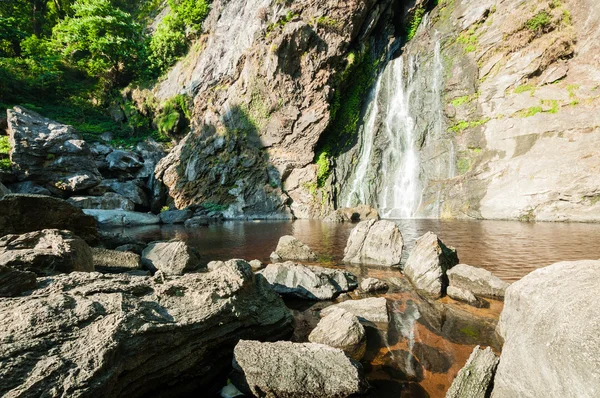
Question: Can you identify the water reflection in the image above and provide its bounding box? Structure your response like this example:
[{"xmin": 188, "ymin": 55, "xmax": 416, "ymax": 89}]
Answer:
[{"xmin": 114, "ymin": 219, "xmax": 600, "ymax": 282}]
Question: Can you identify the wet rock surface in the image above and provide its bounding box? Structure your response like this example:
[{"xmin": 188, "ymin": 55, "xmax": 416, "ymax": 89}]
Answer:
[
  {"xmin": 446, "ymin": 346, "xmax": 498, "ymax": 398},
  {"xmin": 403, "ymin": 232, "xmax": 459, "ymax": 299},
  {"xmin": 343, "ymin": 220, "xmax": 404, "ymax": 266},
  {"xmin": 492, "ymin": 260, "xmax": 600, "ymax": 397},
  {"xmin": 142, "ymin": 240, "xmax": 201, "ymax": 275},
  {"xmin": 257, "ymin": 262, "xmax": 358, "ymax": 300},
  {"xmin": 0, "ymin": 229, "xmax": 94, "ymax": 275},
  {"xmin": 0, "ymin": 194, "xmax": 97, "ymax": 242},
  {"xmin": 273, "ymin": 235, "xmax": 318, "ymax": 262},
  {"xmin": 308, "ymin": 307, "xmax": 367, "ymax": 360},
  {"xmin": 0, "ymin": 262, "xmax": 294, "ymax": 397},
  {"xmin": 321, "ymin": 297, "xmax": 389, "ymax": 325},
  {"xmin": 232, "ymin": 340, "xmax": 369, "ymax": 398},
  {"xmin": 447, "ymin": 264, "xmax": 509, "ymax": 299}
]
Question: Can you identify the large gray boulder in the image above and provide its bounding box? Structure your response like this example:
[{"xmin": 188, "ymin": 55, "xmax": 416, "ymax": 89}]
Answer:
[
  {"xmin": 257, "ymin": 262, "xmax": 357, "ymax": 300},
  {"xmin": 67, "ymin": 193, "xmax": 135, "ymax": 211},
  {"xmin": 0, "ymin": 194, "xmax": 97, "ymax": 242},
  {"xmin": 232, "ymin": 340, "xmax": 368, "ymax": 398},
  {"xmin": 142, "ymin": 240, "xmax": 200, "ymax": 275},
  {"xmin": 273, "ymin": 235, "xmax": 317, "ymax": 262},
  {"xmin": 492, "ymin": 260, "xmax": 600, "ymax": 398},
  {"xmin": 446, "ymin": 346, "xmax": 499, "ymax": 398},
  {"xmin": 0, "ymin": 265, "xmax": 36, "ymax": 297},
  {"xmin": 0, "ymin": 229, "xmax": 94, "ymax": 275},
  {"xmin": 6, "ymin": 181, "xmax": 51, "ymax": 195},
  {"xmin": 343, "ymin": 219, "xmax": 403, "ymax": 266},
  {"xmin": 7, "ymin": 106, "xmax": 101, "ymax": 192},
  {"xmin": 91, "ymin": 247, "xmax": 142, "ymax": 273},
  {"xmin": 0, "ymin": 261, "xmax": 294, "ymax": 397},
  {"xmin": 88, "ymin": 179, "xmax": 149, "ymax": 208},
  {"xmin": 83, "ymin": 209, "xmax": 160, "ymax": 227},
  {"xmin": 105, "ymin": 150, "xmax": 143, "ymax": 172},
  {"xmin": 321, "ymin": 297, "xmax": 389, "ymax": 324},
  {"xmin": 403, "ymin": 232, "xmax": 459, "ymax": 299},
  {"xmin": 308, "ymin": 307, "xmax": 366, "ymax": 360},
  {"xmin": 447, "ymin": 264, "xmax": 509, "ymax": 299}
]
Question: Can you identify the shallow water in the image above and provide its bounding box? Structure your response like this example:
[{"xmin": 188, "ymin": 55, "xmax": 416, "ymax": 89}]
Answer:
[{"xmin": 113, "ymin": 219, "xmax": 600, "ymax": 397}]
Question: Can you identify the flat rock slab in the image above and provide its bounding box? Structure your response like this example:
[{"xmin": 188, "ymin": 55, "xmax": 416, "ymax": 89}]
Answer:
[
  {"xmin": 91, "ymin": 247, "xmax": 142, "ymax": 273},
  {"xmin": 446, "ymin": 345, "xmax": 499, "ymax": 398},
  {"xmin": 84, "ymin": 209, "xmax": 160, "ymax": 227},
  {"xmin": 273, "ymin": 235, "xmax": 317, "ymax": 262},
  {"xmin": 321, "ymin": 297, "xmax": 389, "ymax": 325},
  {"xmin": 343, "ymin": 219, "xmax": 403, "ymax": 266},
  {"xmin": 142, "ymin": 240, "xmax": 201, "ymax": 275},
  {"xmin": 257, "ymin": 262, "xmax": 358, "ymax": 300},
  {"xmin": 0, "ymin": 229, "xmax": 94, "ymax": 275},
  {"xmin": 492, "ymin": 260, "xmax": 600, "ymax": 398},
  {"xmin": 232, "ymin": 340, "xmax": 368, "ymax": 398},
  {"xmin": 403, "ymin": 232, "xmax": 459, "ymax": 299},
  {"xmin": 447, "ymin": 264, "xmax": 509, "ymax": 299},
  {"xmin": 67, "ymin": 193, "xmax": 135, "ymax": 211},
  {"xmin": 308, "ymin": 307, "xmax": 366, "ymax": 360},
  {"xmin": 0, "ymin": 262, "xmax": 294, "ymax": 397}
]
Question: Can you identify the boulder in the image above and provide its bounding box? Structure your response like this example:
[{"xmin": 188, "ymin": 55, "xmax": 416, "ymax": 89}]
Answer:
[
  {"xmin": 0, "ymin": 265, "xmax": 36, "ymax": 297},
  {"xmin": 257, "ymin": 262, "xmax": 358, "ymax": 300},
  {"xmin": 321, "ymin": 297, "xmax": 389, "ymax": 325},
  {"xmin": 273, "ymin": 235, "xmax": 317, "ymax": 262},
  {"xmin": 0, "ymin": 229, "xmax": 94, "ymax": 275},
  {"xmin": 343, "ymin": 219, "xmax": 403, "ymax": 266},
  {"xmin": 492, "ymin": 260, "xmax": 600, "ymax": 398},
  {"xmin": 142, "ymin": 240, "xmax": 201, "ymax": 275},
  {"xmin": 160, "ymin": 209, "xmax": 193, "ymax": 224},
  {"xmin": 7, "ymin": 106, "xmax": 101, "ymax": 192},
  {"xmin": 403, "ymin": 232, "xmax": 459, "ymax": 299},
  {"xmin": 88, "ymin": 179, "xmax": 149, "ymax": 208},
  {"xmin": 446, "ymin": 346, "xmax": 499, "ymax": 398},
  {"xmin": 0, "ymin": 194, "xmax": 97, "ymax": 242},
  {"xmin": 447, "ymin": 264, "xmax": 509, "ymax": 299},
  {"xmin": 232, "ymin": 340, "xmax": 368, "ymax": 398},
  {"xmin": 447, "ymin": 286, "xmax": 487, "ymax": 308},
  {"xmin": 6, "ymin": 181, "xmax": 51, "ymax": 195},
  {"xmin": 67, "ymin": 192, "xmax": 136, "ymax": 211},
  {"xmin": 248, "ymin": 259, "xmax": 264, "ymax": 271},
  {"xmin": 0, "ymin": 261, "xmax": 294, "ymax": 397},
  {"xmin": 323, "ymin": 205, "xmax": 379, "ymax": 222},
  {"xmin": 359, "ymin": 277, "xmax": 389, "ymax": 293},
  {"xmin": 91, "ymin": 247, "xmax": 142, "ymax": 273},
  {"xmin": 114, "ymin": 244, "xmax": 146, "ymax": 255},
  {"xmin": 83, "ymin": 209, "xmax": 160, "ymax": 227},
  {"xmin": 105, "ymin": 150, "xmax": 143, "ymax": 172},
  {"xmin": 308, "ymin": 307, "xmax": 366, "ymax": 360}
]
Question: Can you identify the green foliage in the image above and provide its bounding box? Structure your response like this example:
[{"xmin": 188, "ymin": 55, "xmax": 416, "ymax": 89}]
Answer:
[
  {"xmin": 316, "ymin": 150, "xmax": 331, "ymax": 187},
  {"xmin": 267, "ymin": 11, "xmax": 298, "ymax": 36},
  {"xmin": 0, "ymin": 158, "xmax": 11, "ymax": 170},
  {"xmin": 456, "ymin": 158, "xmax": 471, "ymax": 174},
  {"xmin": 456, "ymin": 27, "xmax": 478, "ymax": 53},
  {"xmin": 313, "ymin": 16, "xmax": 339, "ymax": 30},
  {"xmin": 449, "ymin": 118, "xmax": 490, "ymax": 134},
  {"xmin": 202, "ymin": 202, "xmax": 228, "ymax": 212},
  {"xmin": 514, "ymin": 84, "xmax": 536, "ymax": 95},
  {"xmin": 526, "ymin": 11, "xmax": 551, "ymax": 33},
  {"xmin": 154, "ymin": 94, "xmax": 192, "ymax": 137},
  {"xmin": 52, "ymin": 0, "xmax": 144, "ymax": 87},
  {"xmin": 451, "ymin": 94, "xmax": 477, "ymax": 107},
  {"xmin": 0, "ymin": 136, "xmax": 10, "ymax": 154},
  {"xmin": 542, "ymin": 99, "xmax": 559, "ymax": 114},
  {"xmin": 168, "ymin": 0, "xmax": 210, "ymax": 31},
  {"xmin": 518, "ymin": 106, "xmax": 543, "ymax": 118},
  {"xmin": 406, "ymin": 6, "xmax": 425, "ymax": 41},
  {"xmin": 160, "ymin": 205, "xmax": 170, "ymax": 212}
]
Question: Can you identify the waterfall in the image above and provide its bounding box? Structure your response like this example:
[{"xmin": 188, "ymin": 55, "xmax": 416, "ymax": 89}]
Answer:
[{"xmin": 341, "ymin": 36, "xmax": 450, "ymax": 219}]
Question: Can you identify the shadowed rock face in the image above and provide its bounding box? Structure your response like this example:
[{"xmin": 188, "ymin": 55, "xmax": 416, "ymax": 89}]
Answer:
[
  {"xmin": 446, "ymin": 345, "xmax": 498, "ymax": 398},
  {"xmin": 232, "ymin": 340, "xmax": 369, "ymax": 397},
  {"xmin": 7, "ymin": 106, "xmax": 102, "ymax": 193},
  {"xmin": 0, "ymin": 194, "xmax": 98, "ymax": 243},
  {"xmin": 492, "ymin": 260, "xmax": 600, "ymax": 398},
  {"xmin": 0, "ymin": 262, "xmax": 294, "ymax": 398}
]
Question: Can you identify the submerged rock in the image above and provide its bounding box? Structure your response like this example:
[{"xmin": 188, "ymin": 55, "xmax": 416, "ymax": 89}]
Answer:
[
  {"xmin": 360, "ymin": 277, "xmax": 389, "ymax": 293},
  {"xmin": 232, "ymin": 340, "xmax": 368, "ymax": 398},
  {"xmin": 308, "ymin": 307, "xmax": 366, "ymax": 360},
  {"xmin": 343, "ymin": 219, "xmax": 403, "ymax": 266},
  {"xmin": 403, "ymin": 232, "xmax": 459, "ymax": 299},
  {"xmin": 492, "ymin": 260, "xmax": 600, "ymax": 397},
  {"xmin": 0, "ymin": 261, "xmax": 294, "ymax": 397},
  {"xmin": 7, "ymin": 106, "xmax": 102, "ymax": 192},
  {"xmin": 0, "ymin": 265, "xmax": 36, "ymax": 297},
  {"xmin": 446, "ymin": 346, "xmax": 499, "ymax": 398},
  {"xmin": 0, "ymin": 194, "xmax": 97, "ymax": 242},
  {"xmin": 257, "ymin": 262, "xmax": 357, "ymax": 300},
  {"xmin": 83, "ymin": 209, "xmax": 160, "ymax": 227},
  {"xmin": 0, "ymin": 229, "xmax": 94, "ymax": 275},
  {"xmin": 142, "ymin": 240, "xmax": 201, "ymax": 275},
  {"xmin": 273, "ymin": 235, "xmax": 317, "ymax": 262},
  {"xmin": 447, "ymin": 264, "xmax": 509, "ymax": 299},
  {"xmin": 447, "ymin": 286, "xmax": 487, "ymax": 308},
  {"xmin": 91, "ymin": 247, "xmax": 142, "ymax": 273},
  {"xmin": 321, "ymin": 297, "xmax": 389, "ymax": 325}
]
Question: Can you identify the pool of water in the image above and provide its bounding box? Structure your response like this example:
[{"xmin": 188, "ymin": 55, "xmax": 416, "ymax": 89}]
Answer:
[
  {"xmin": 110, "ymin": 219, "xmax": 600, "ymax": 397},
  {"xmin": 118, "ymin": 218, "xmax": 600, "ymax": 282}
]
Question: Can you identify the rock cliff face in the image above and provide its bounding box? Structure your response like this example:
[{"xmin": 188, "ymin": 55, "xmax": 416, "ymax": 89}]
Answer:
[{"xmin": 155, "ymin": 0, "xmax": 600, "ymax": 221}]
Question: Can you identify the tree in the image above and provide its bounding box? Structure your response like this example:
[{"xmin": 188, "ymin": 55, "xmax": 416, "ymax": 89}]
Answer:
[{"xmin": 52, "ymin": 0, "xmax": 143, "ymax": 87}]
